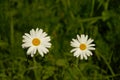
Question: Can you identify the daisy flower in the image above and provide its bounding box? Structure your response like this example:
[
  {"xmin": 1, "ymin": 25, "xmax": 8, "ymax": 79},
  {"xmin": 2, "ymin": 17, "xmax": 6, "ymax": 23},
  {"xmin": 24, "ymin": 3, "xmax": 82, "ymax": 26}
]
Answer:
[
  {"xmin": 22, "ymin": 28, "xmax": 51, "ymax": 57},
  {"xmin": 70, "ymin": 34, "xmax": 95, "ymax": 60}
]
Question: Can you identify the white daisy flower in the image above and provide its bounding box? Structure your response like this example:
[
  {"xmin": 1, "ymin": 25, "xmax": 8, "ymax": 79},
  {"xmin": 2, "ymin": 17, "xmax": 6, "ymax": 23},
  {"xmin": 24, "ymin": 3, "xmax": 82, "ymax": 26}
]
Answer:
[
  {"xmin": 22, "ymin": 28, "xmax": 51, "ymax": 57},
  {"xmin": 70, "ymin": 34, "xmax": 95, "ymax": 60}
]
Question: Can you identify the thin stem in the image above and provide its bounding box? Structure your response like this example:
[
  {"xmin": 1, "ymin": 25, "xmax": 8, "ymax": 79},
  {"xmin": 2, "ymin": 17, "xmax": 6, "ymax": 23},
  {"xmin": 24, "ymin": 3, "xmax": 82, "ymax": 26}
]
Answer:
[
  {"xmin": 33, "ymin": 57, "xmax": 39, "ymax": 80},
  {"xmin": 75, "ymin": 58, "xmax": 86, "ymax": 80}
]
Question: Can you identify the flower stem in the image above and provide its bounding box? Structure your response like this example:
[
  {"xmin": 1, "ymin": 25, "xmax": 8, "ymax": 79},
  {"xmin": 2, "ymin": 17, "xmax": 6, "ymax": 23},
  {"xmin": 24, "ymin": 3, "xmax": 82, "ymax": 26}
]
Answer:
[
  {"xmin": 75, "ymin": 58, "xmax": 86, "ymax": 80},
  {"xmin": 33, "ymin": 57, "xmax": 39, "ymax": 80}
]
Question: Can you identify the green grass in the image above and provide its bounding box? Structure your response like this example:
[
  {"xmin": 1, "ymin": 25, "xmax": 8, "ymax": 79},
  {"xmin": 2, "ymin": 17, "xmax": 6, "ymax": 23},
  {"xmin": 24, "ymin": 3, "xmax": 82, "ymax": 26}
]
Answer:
[{"xmin": 0, "ymin": 0, "xmax": 120, "ymax": 80}]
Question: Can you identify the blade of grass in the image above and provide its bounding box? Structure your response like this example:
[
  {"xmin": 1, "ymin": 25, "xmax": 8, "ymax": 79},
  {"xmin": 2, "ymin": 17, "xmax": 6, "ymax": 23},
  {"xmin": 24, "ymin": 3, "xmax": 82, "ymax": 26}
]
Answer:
[
  {"xmin": 78, "ymin": 16, "xmax": 103, "ymax": 23},
  {"xmin": 90, "ymin": 0, "xmax": 95, "ymax": 16},
  {"xmin": 10, "ymin": 13, "xmax": 14, "ymax": 49},
  {"xmin": 99, "ymin": 52, "xmax": 115, "ymax": 76}
]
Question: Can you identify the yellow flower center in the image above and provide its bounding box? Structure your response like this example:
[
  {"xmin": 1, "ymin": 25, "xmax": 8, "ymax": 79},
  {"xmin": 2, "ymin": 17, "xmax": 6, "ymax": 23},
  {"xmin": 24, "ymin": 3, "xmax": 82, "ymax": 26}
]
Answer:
[
  {"xmin": 32, "ymin": 38, "xmax": 41, "ymax": 46},
  {"xmin": 79, "ymin": 43, "xmax": 86, "ymax": 50}
]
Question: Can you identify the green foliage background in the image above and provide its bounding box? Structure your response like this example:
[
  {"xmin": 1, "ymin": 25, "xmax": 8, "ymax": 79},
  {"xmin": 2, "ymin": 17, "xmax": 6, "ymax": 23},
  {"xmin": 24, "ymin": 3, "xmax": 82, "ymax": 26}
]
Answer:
[{"xmin": 0, "ymin": 0, "xmax": 120, "ymax": 80}]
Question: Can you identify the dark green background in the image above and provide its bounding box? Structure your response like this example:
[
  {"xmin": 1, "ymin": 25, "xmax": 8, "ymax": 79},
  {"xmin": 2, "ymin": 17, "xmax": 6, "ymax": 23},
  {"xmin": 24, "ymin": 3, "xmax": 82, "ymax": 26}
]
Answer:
[{"xmin": 0, "ymin": 0, "xmax": 120, "ymax": 80}]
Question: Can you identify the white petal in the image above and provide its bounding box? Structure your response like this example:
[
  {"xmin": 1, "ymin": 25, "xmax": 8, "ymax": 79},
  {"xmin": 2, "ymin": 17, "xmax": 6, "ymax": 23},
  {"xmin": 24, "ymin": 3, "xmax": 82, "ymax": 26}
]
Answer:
[
  {"xmin": 88, "ymin": 47, "xmax": 95, "ymax": 50},
  {"xmin": 30, "ymin": 29, "xmax": 35, "ymax": 37},
  {"xmin": 70, "ymin": 48, "xmax": 78, "ymax": 53},
  {"xmin": 83, "ymin": 53, "xmax": 88, "ymax": 60},
  {"xmin": 71, "ymin": 39, "xmax": 80, "ymax": 47},
  {"xmin": 87, "ymin": 50, "xmax": 93, "ymax": 56},
  {"xmin": 70, "ymin": 42, "xmax": 79, "ymax": 47},
  {"xmin": 31, "ymin": 54, "xmax": 34, "ymax": 57},
  {"xmin": 22, "ymin": 42, "xmax": 32, "ymax": 48},
  {"xmin": 33, "ymin": 47, "xmax": 37, "ymax": 54},
  {"xmin": 38, "ymin": 47, "xmax": 44, "ymax": 57},
  {"xmin": 72, "ymin": 39, "xmax": 80, "ymax": 44},
  {"xmin": 22, "ymin": 39, "xmax": 31, "ymax": 43},
  {"xmin": 22, "ymin": 35, "xmax": 30, "ymax": 40},
  {"xmin": 42, "ymin": 36, "xmax": 51, "ymax": 42},
  {"xmin": 80, "ymin": 34, "xmax": 88, "ymax": 43},
  {"xmin": 41, "ymin": 42, "xmax": 51, "ymax": 48},
  {"xmin": 77, "ymin": 35, "xmax": 81, "ymax": 43},
  {"xmin": 41, "ymin": 46, "xmax": 49, "ymax": 54},
  {"xmin": 87, "ymin": 38, "xmax": 94, "ymax": 45},
  {"xmin": 74, "ymin": 53, "xmax": 79, "ymax": 57},
  {"xmin": 80, "ymin": 53, "xmax": 84, "ymax": 60},
  {"xmin": 36, "ymin": 28, "xmax": 39, "ymax": 33},
  {"xmin": 27, "ymin": 47, "xmax": 35, "ymax": 55},
  {"xmin": 84, "ymin": 35, "xmax": 88, "ymax": 42},
  {"xmin": 88, "ymin": 44, "xmax": 95, "ymax": 47},
  {"xmin": 24, "ymin": 33, "xmax": 32, "ymax": 39},
  {"xmin": 73, "ymin": 49, "xmax": 81, "ymax": 57},
  {"xmin": 38, "ymin": 29, "xmax": 43, "ymax": 35},
  {"xmin": 81, "ymin": 34, "xmax": 85, "ymax": 39},
  {"xmin": 45, "ymin": 43, "xmax": 52, "ymax": 48},
  {"xmin": 86, "ymin": 52, "xmax": 90, "ymax": 56},
  {"xmin": 39, "ymin": 32, "xmax": 47, "ymax": 39}
]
